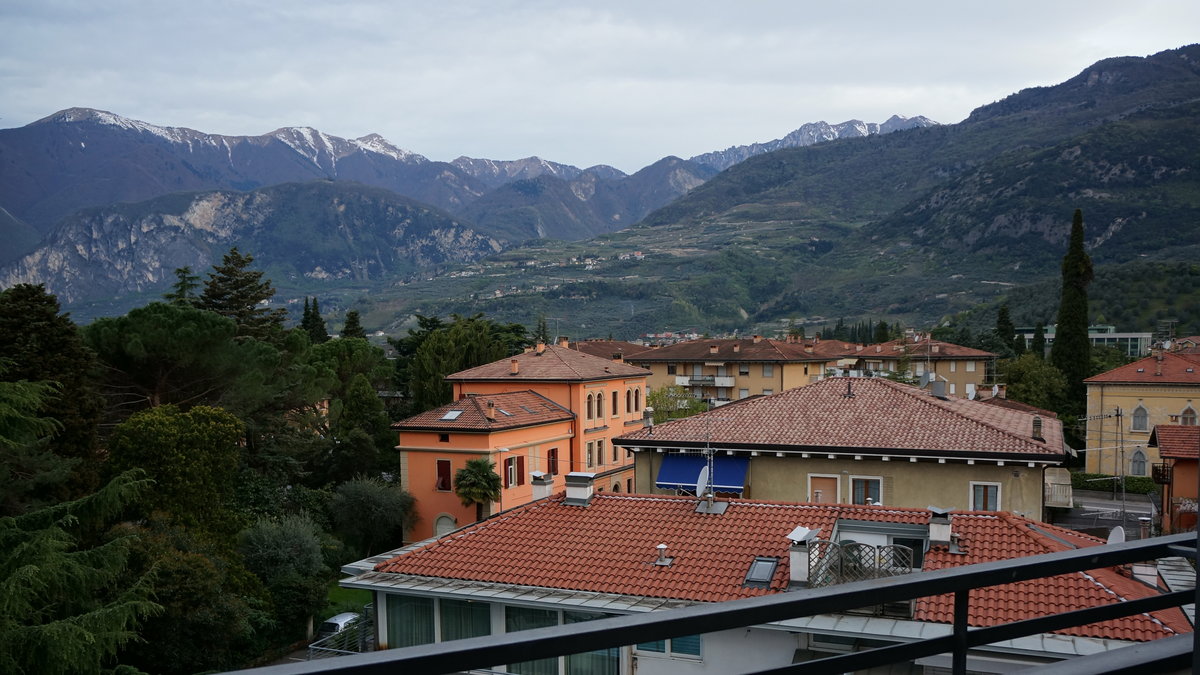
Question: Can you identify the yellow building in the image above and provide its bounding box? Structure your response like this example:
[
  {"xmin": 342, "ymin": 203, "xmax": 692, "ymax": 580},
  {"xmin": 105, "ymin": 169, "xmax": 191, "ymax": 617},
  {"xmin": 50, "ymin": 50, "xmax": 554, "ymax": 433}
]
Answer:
[
  {"xmin": 1083, "ymin": 351, "xmax": 1200, "ymax": 477},
  {"xmin": 616, "ymin": 377, "xmax": 1068, "ymax": 520}
]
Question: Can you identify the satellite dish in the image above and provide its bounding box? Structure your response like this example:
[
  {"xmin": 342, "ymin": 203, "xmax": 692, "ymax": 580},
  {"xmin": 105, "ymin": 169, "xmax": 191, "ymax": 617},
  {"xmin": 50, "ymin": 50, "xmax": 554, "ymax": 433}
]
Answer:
[
  {"xmin": 694, "ymin": 466, "xmax": 710, "ymax": 497},
  {"xmin": 1107, "ymin": 526, "xmax": 1126, "ymax": 545}
]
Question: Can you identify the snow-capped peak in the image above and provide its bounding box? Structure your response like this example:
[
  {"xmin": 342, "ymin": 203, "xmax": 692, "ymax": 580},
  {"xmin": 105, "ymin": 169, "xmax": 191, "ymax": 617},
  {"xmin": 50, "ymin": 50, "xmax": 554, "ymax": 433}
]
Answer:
[
  {"xmin": 34, "ymin": 107, "xmax": 202, "ymax": 143},
  {"xmin": 352, "ymin": 134, "xmax": 425, "ymax": 163}
]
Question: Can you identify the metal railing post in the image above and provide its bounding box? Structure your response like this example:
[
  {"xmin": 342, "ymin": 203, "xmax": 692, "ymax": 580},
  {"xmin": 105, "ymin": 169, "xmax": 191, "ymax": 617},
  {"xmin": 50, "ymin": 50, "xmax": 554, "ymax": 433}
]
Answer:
[{"xmin": 953, "ymin": 589, "xmax": 970, "ymax": 675}]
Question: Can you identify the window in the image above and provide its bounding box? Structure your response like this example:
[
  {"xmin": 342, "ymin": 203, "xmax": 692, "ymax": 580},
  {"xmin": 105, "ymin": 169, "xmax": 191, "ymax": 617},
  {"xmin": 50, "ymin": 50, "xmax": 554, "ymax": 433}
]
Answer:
[
  {"xmin": 739, "ymin": 388, "xmax": 749, "ymax": 399},
  {"xmin": 503, "ymin": 455, "xmax": 525, "ymax": 488},
  {"xmin": 626, "ymin": 478, "xmax": 633, "ymax": 493},
  {"xmin": 586, "ymin": 441, "xmax": 594, "ymax": 468},
  {"xmin": 949, "ymin": 383, "xmax": 957, "ymax": 395},
  {"xmin": 436, "ymin": 459, "xmax": 452, "ymax": 491},
  {"xmin": 762, "ymin": 364, "xmax": 774, "ymax": 377},
  {"xmin": 596, "ymin": 393, "xmax": 604, "ymax": 418},
  {"xmin": 506, "ymin": 606, "xmax": 558, "ymax": 674},
  {"xmin": 440, "ymin": 410, "xmax": 463, "ymax": 420},
  {"xmin": 1131, "ymin": 405, "xmax": 1149, "ymax": 431},
  {"xmin": 1181, "ymin": 407, "xmax": 1197, "ymax": 426},
  {"xmin": 547, "ymin": 448, "xmax": 558, "ymax": 476},
  {"xmin": 634, "ymin": 388, "xmax": 641, "ymax": 411},
  {"xmin": 738, "ymin": 364, "xmax": 750, "ymax": 376},
  {"xmin": 1131, "ymin": 449, "xmax": 1147, "ymax": 476},
  {"xmin": 586, "ymin": 394, "xmax": 594, "ymax": 420},
  {"xmin": 762, "ymin": 388, "xmax": 774, "ymax": 396},
  {"xmin": 564, "ymin": 611, "xmax": 620, "ymax": 674},
  {"xmin": 439, "ymin": 599, "xmax": 490, "ymax": 642},
  {"xmin": 851, "ymin": 477, "xmax": 882, "ymax": 505},
  {"xmin": 595, "ymin": 439, "xmax": 605, "ymax": 466},
  {"xmin": 666, "ymin": 364, "xmax": 677, "ymax": 375},
  {"xmin": 949, "ymin": 361, "xmax": 957, "ymax": 373},
  {"xmin": 612, "ymin": 390, "xmax": 619, "ymax": 416},
  {"xmin": 966, "ymin": 360, "xmax": 977, "ymax": 372},
  {"xmin": 612, "ymin": 442, "xmax": 618, "ymax": 463},
  {"xmin": 971, "ymin": 482, "xmax": 1000, "ymax": 511},
  {"xmin": 743, "ymin": 556, "xmax": 779, "ymax": 588},
  {"xmin": 626, "ymin": 389, "xmax": 633, "ymax": 414},
  {"xmin": 438, "ymin": 433, "xmax": 450, "ymax": 443},
  {"xmin": 636, "ymin": 635, "xmax": 702, "ymax": 659},
  {"xmin": 386, "ymin": 595, "xmax": 433, "ymax": 648}
]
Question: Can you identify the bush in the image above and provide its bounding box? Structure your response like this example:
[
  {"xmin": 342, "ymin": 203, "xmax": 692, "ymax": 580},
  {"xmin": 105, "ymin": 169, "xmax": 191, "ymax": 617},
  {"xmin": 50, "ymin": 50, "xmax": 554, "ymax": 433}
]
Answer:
[{"xmin": 1070, "ymin": 471, "xmax": 1158, "ymax": 496}]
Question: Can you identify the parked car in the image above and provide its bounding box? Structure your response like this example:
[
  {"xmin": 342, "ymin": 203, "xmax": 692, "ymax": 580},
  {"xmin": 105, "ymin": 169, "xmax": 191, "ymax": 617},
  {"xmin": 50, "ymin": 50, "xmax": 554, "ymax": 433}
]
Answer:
[{"xmin": 315, "ymin": 612, "xmax": 360, "ymax": 641}]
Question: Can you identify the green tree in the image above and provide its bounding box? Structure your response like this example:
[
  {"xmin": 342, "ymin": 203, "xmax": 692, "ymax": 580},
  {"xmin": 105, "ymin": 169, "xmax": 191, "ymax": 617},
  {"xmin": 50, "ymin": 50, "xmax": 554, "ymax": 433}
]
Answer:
[
  {"xmin": 873, "ymin": 320, "xmax": 890, "ymax": 344},
  {"xmin": 646, "ymin": 385, "xmax": 708, "ymax": 424},
  {"xmin": 531, "ymin": 313, "xmax": 551, "ymax": 344},
  {"xmin": 1031, "ymin": 322, "xmax": 1047, "ymax": 358},
  {"xmin": 454, "ymin": 458, "xmax": 502, "ymax": 523},
  {"xmin": 0, "ymin": 364, "xmax": 71, "ymax": 516},
  {"xmin": 388, "ymin": 314, "xmax": 447, "ymax": 398},
  {"xmin": 1050, "ymin": 209, "xmax": 1094, "ymax": 414},
  {"xmin": 0, "ymin": 284, "xmax": 105, "ymax": 501},
  {"xmin": 994, "ymin": 304, "xmax": 1017, "ymax": 357},
  {"xmin": 198, "ymin": 247, "xmax": 287, "ymax": 342},
  {"xmin": 107, "ymin": 405, "xmax": 243, "ymax": 533},
  {"xmin": 238, "ymin": 514, "xmax": 329, "ymax": 641},
  {"xmin": 0, "ymin": 470, "xmax": 159, "ymax": 675},
  {"xmin": 301, "ymin": 297, "xmax": 330, "ymax": 345},
  {"xmin": 1090, "ymin": 345, "xmax": 1132, "ymax": 377},
  {"xmin": 999, "ymin": 353, "xmax": 1068, "ymax": 413},
  {"xmin": 330, "ymin": 477, "xmax": 417, "ymax": 556},
  {"xmin": 409, "ymin": 315, "xmax": 517, "ymax": 412},
  {"xmin": 340, "ymin": 310, "xmax": 366, "ymax": 340},
  {"xmin": 163, "ymin": 266, "xmax": 200, "ymax": 306}
]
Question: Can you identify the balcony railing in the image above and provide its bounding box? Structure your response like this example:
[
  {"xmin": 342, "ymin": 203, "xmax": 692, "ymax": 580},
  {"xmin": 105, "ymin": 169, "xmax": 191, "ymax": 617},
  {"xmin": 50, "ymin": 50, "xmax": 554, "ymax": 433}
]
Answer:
[{"xmin": 228, "ymin": 533, "xmax": 1197, "ymax": 675}]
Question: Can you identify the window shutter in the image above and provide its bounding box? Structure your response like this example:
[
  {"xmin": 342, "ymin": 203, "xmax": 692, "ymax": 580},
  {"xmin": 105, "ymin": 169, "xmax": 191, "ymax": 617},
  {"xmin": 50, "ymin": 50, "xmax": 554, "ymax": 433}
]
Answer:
[
  {"xmin": 502, "ymin": 459, "xmax": 511, "ymax": 488},
  {"xmin": 517, "ymin": 455, "xmax": 526, "ymax": 485}
]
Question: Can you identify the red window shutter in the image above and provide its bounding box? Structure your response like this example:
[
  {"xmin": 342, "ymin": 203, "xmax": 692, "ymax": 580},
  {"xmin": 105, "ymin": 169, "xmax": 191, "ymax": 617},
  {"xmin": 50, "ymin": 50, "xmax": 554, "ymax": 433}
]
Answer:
[
  {"xmin": 502, "ymin": 458, "xmax": 511, "ymax": 488},
  {"xmin": 517, "ymin": 455, "xmax": 526, "ymax": 485}
]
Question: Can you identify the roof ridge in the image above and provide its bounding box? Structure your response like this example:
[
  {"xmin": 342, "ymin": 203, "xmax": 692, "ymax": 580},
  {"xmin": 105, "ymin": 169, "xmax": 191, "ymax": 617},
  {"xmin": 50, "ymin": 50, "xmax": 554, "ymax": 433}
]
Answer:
[{"xmin": 881, "ymin": 378, "xmax": 1047, "ymax": 451}]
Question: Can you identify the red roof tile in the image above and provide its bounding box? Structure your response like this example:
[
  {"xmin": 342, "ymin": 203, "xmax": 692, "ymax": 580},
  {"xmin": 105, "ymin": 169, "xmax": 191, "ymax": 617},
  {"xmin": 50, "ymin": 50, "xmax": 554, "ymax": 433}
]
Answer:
[
  {"xmin": 1084, "ymin": 352, "xmax": 1200, "ymax": 384},
  {"xmin": 617, "ymin": 377, "xmax": 1064, "ymax": 459},
  {"xmin": 867, "ymin": 338, "xmax": 997, "ymax": 360},
  {"xmin": 448, "ymin": 344, "xmax": 650, "ymax": 382},
  {"xmin": 626, "ymin": 337, "xmax": 832, "ymax": 363},
  {"xmin": 1151, "ymin": 425, "xmax": 1200, "ymax": 459},
  {"xmin": 394, "ymin": 391, "xmax": 573, "ymax": 431},
  {"xmin": 374, "ymin": 494, "xmax": 1188, "ymax": 641},
  {"xmin": 566, "ymin": 340, "xmax": 652, "ymax": 360}
]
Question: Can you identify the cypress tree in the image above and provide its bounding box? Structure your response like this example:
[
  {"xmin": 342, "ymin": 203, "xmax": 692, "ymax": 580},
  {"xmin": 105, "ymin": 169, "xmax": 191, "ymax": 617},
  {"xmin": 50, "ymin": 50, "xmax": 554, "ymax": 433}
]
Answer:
[
  {"xmin": 1031, "ymin": 323, "xmax": 1047, "ymax": 358},
  {"xmin": 341, "ymin": 310, "xmax": 366, "ymax": 340},
  {"xmin": 874, "ymin": 320, "xmax": 890, "ymax": 344},
  {"xmin": 302, "ymin": 297, "xmax": 329, "ymax": 344},
  {"xmin": 1050, "ymin": 209, "xmax": 1094, "ymax": 412}
]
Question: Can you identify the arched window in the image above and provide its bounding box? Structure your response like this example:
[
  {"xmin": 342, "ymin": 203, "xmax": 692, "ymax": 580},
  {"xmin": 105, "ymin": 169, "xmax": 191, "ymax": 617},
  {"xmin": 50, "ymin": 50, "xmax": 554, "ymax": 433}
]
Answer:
[
  {"xmin": 1130, "ymin": 449, "xmax": 1147, "ymax": 476},
  {"xmin": 596, "ymin": 392, "xmax": 604, "ymax": 418},
  {"xmin": 634, "ymin": 388, "xmax": 641, "ymax": 412},
  {"xmin": 612, "ymin": 390, "xmax": 619, "ymax": 416},
  {"xmin": 1182, "ymin": 406, "xmax": 1197, "ymax": 426},
  {"xmin": 1131, "ymin": 405, "xmax": 1149, "ymax": 432},
  {"xmin": 586, "ymin": 394, "xmax": 594, "ymax": 420},
  {"xmin": 612, "ymin": 483, "xmax": 621, "ymax": 493},
  {"xmin": 434, "ymin": 515, "xmax": 457, "ymax": 537},
  {"xmin": 626, "ymin": 389, "xmax": 633, "ymax": 413}
]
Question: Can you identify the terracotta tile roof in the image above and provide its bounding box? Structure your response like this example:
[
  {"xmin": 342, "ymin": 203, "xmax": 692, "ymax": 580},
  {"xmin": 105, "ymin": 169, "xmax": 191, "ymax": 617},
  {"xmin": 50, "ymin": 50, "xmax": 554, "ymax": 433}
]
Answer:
[
  {"xmin": 393, "ymin": 390, "xmax": 573, "ymax": 432},
  {"xmin": 566, "ymin": 340, "xmax": 652, "ymax": 359},
  {"xmin": 1150, "ymin": 425, "xmax": 1200, "ymax": 459},
  {"xmin": 617, "ymin": 377, "xmax": 1064, "ymax": 459},
  {"xmin": 866, "ymin": 338, "xmax": 997, "ymax": 360},
  {"xmin": 447, "ymin": 344, "xmax": 651, "ymax": 382},
  {"xmin": 1084, "ymin": 352, "xmax": 1200, "ymax": 384},
  {"xmin": 976, "ymin": 395, "xmax": 1059, "ymax": 419},
  {"xmin": 373, "ymin": 494, "xmax": 1188, "ymax": 641}
]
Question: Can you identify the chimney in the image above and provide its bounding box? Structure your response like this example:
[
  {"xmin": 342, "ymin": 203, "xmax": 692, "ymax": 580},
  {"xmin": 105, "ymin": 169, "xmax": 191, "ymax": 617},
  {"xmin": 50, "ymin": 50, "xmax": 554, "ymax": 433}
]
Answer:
[
  {"xmin": 753, "ymin": 335, "xmax": 762, "ymax": 344},
  {"xmin": 1156, "ymin": 352, "xmax": 1164, "ymax": 376},
  {"xmin": 536, "ymin": 342, "xmax": 546, "ymax": 355},
  {"xmin": 929, "ymin": 507, "xmax": 954, "ymax": 546},
  {"xmin": 1032, "ymin": 415, "xmax": 1044, "ymax": 442},
  {"xmin": 996, "ymin": 383, "xmax": 1007, "ymax": 399},
  {"xmin": 558, "ymin": 336, "xmax": 569, "ymax": 348},
  {"xmin": 530, "ymin": 471, "xmax": 553, "ymax": 500},
  {"xmin": 709, "ymin": 344, "xmax": 719, "ymax": 354},
  {"xmin": 805, "ymin": 345, "xmax": 813, "ymax": 354},
  {"xmin": 564, "ymin": 472, "xmax": 596, "ymax": 506},
  {"xmin": 485, "ymin": 400, "xmax": 496, "ymax": 421},
  {"xmin": 786, "ymin": 526, "xmax": 821, "ymax": 587},
  {"xmin": 733, "ymin": 344, "xmax": 741, "ymax": 353},
  {"xmin": 611, "ymin": 352, "xmax": 624, "ymax": 363},
  {"xmin": 510, "ymin": 359, "xmax": 520, "ymax": 375},
  {"xmin": 932, "ymin": 344, "xmax": 940, "ymax": 353},
  {"xmin": 856, "ymin": 345, "xmax": 863, "ymax": 352},
  {"xmin": 876, "ymin": 345, "xmax": 882, "ymax": 353}
]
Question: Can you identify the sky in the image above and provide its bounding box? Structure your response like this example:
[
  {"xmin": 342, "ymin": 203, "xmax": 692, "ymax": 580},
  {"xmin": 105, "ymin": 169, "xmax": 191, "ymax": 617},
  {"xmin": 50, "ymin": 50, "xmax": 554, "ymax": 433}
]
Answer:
[{"xmin": 2, "ymin": 1, "xmax": 1197, "ymax": 173}]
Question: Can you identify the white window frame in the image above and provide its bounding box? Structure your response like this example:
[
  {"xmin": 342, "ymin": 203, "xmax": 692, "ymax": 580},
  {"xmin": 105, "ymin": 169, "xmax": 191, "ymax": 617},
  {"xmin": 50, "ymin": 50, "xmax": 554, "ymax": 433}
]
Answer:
[
  {"xmin": 762, "ymin": 363, "xmax": 774, "ymax": 377},
  {"xmin": 738, "ymin": 388, "xmax": 749, "ymax": 399},
  {"xmin": 965, "ymin": 360, "xmax": 977, "ymax": 372},
  {"xmin": 849, "ymin": 475, "xmax": 883, "ymax": 505},
  {"xmin": 808, "ymin": 473, "xmax": 841, "ymax": 504},
  {"xmin": 762, "ymin": 388, "xmax": 774, "ymax": 396},
  {"xmin": 969, "ymin": 481, "xmax": 1001, "ymax": 511}
]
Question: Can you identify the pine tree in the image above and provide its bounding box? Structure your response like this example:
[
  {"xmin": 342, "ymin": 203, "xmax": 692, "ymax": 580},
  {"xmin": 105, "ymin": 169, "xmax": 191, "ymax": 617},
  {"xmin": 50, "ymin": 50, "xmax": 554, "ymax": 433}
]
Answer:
[
  {"xmin": 874, "ymin": 320, "xmax": 890, "ymax": 344},
  {"xmin": 1050, "ymin": 209, "xmax": 1094, "ymax": 413},
  {"xmin": 340, "ymin": 310, "xmax": 366, "ymax": 340},
  {"xmin": 992, "ymin": 304, "xmax": 1016, "ymax": 358},
  {"xmin": 301, "ymin": 297, "xmax": 329, "ymax": 344},
  {"xmin": 197, "ymin": 248, "xmax": 286, "ymax": 342},
  {"xmin": 163, "ymin": 266, "xmax": 200, "ymax": 305},
  {"xmin": 532, "ymin": 313, "xmax": 550, "ymax": 344}
]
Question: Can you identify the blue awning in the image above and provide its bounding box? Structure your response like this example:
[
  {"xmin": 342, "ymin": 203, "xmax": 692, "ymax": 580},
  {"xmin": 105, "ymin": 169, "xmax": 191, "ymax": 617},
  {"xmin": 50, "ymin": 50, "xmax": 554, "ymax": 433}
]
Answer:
[{"xmin": 655, "ymin": 454, "xmax": 749, "ymax": 493}]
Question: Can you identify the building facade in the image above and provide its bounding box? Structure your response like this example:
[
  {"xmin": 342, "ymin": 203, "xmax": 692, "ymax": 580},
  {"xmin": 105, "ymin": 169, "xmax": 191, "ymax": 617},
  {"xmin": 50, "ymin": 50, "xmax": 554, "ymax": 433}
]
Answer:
[
  {"xmin": 1083, "ymin": 351, "xmax": 1200, "ymax": 477},
  {"xmin": 1149, "ymin": 425, "xmax": 1200, "ymax": 534},
  {"xmin": 615, "ymin": 377, "xmax": 1067, "ymax": 519}
]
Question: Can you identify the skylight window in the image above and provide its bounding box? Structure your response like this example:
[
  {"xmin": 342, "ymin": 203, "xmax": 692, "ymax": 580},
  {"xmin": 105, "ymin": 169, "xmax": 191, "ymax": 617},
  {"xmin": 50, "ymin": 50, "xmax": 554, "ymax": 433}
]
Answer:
[
  {"xmin": 440, "ymin": 410, "xmax": 463, "ymax": 420},
  {"xmin": 743, "ymin": 556, "xmax": 778, "ymax": 588},
  {"xmin": 498, "ymin": 408, "xmax": 514, "ymax": 417},
  {"xmin": 519, "ymin": 405, "xmax": 537, "ymax": 414}
]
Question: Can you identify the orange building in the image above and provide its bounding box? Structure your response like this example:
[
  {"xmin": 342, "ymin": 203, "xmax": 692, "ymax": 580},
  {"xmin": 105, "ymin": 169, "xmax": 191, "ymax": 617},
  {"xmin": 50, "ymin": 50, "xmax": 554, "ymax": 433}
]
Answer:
[
  {"xmin": 395, "ymin": 341, "xmax": 651, "ymax": 541},
  {"xmin": 1150, "ymin": 425, "xmax": 1200, "ymax": 534}
]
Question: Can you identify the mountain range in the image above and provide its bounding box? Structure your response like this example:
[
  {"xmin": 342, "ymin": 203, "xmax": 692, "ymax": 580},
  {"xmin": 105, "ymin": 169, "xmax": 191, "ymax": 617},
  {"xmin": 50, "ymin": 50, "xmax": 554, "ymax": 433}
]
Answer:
[{"xmin": 2, "ymin": 44, "xmax": 1199, "ymax": 337}]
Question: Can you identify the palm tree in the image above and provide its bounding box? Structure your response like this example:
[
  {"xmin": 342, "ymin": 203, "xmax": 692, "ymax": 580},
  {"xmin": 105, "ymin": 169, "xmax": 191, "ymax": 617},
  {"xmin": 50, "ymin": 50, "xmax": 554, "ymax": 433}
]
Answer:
[{"xmin": 454, "ymin": 458, "xmax": 502, "ymax": 522}]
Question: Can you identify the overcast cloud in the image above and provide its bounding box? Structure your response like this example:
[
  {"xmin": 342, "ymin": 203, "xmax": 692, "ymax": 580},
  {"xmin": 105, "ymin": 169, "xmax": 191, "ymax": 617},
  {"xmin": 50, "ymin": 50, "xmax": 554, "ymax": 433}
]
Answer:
[{"xmin": 2, "ymin": 0, "xmax": 1197, "ymax": 172}]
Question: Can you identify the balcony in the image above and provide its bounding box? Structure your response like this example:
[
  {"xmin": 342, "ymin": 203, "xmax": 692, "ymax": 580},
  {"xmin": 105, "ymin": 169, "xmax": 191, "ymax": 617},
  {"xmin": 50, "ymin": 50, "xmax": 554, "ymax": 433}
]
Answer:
[
  {"xmin": 679, "ymin": 375, "xmax": 736, "ymax": 387},
  {"xmin": 230, "ymin": 533, "xmax": 1197, "ymax": 675}
]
